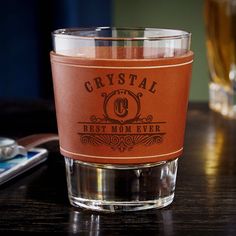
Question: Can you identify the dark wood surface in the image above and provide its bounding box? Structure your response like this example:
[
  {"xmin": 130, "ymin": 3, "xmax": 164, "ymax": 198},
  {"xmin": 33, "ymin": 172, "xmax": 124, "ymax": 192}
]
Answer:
[{"xmin": 0, "ymin": 101, "xmax": 236, "ymax": 235}]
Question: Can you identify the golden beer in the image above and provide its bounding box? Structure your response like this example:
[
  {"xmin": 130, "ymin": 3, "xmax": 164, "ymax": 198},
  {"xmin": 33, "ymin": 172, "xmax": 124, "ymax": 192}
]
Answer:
[{"xmin": 205, "ymin": 0, "xmax": 236, "ymax": 117}]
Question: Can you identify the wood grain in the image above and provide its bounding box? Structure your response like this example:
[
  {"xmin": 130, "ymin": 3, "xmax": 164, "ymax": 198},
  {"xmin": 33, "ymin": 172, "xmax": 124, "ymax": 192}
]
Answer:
[{"xmin": 0, "ymin": 102, "xmax": 236, "ymax": 235}]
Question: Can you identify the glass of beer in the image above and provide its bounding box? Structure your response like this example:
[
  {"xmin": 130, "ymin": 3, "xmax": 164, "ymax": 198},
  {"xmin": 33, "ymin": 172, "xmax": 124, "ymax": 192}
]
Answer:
[
  {"xmin": 205, "ymin": 0, "xmax": 236, "ymax": 118},
  {"xmin": 50, "ymin": 27, "xmax": 193, "ymax": 212}
]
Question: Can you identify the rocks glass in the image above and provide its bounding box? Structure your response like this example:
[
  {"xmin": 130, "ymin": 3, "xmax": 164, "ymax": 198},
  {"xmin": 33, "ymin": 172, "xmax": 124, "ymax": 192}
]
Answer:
[{"xmin": 50, "ymin": 27, "xmax": 193, "ymax": 212}]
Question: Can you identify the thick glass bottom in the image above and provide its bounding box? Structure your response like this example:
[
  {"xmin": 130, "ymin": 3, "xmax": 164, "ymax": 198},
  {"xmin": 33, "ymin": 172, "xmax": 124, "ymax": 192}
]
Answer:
[
  {"xmin": 209, "ymin": 82, "xmax": 236, "ymax": 118},
  {"xmin": 65, "ymin": 157, "xmax": 178, "ymax": 212},
  {"xmin": 69, "ymin": 193, "xmax": 174, "ymax": 212}
]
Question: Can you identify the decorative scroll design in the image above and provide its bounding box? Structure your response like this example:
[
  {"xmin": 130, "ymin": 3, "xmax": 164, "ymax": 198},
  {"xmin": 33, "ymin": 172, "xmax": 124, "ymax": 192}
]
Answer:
[
  {"xmin": 135, "ymin": 115, "xmax": 153, "ymax": 123},
  {"xmin": 90, "ymin": 115, "xmax": 109, "ymax": 123},
  {"xmin": 90, "ymin": 90, "xmax": 144, "ymax": 124},
  {"xmin": 80, "ymin": 134, "xmax": 165, "ymax": 152},
  {"xmin": 90, "ymin": 114, "xmax": 154, "ymax": 124},
  {"xmin": 78, "ymin": 89, "xmax": 167, "ymax": 152}
]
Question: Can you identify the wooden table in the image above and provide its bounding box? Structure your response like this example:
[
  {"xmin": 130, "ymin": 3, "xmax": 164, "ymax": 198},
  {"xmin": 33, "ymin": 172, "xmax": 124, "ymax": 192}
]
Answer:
[{"xmin": 0, "ymin": 101, "xmax": 236, "ymax": 235}]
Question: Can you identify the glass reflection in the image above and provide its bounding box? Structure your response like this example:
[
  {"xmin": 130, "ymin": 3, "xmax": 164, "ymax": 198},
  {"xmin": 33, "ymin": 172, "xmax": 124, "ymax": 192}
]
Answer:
[
  {"xmin": 204, "ymin": 124, "xmax": 224, "ymax": 176},
  {"xmin": 203, "ymin": 112, "xmax": 236, "ymax": 177},
  {"xmin": 202, "ymin": 110, "xmax": 236, "ymax": 208},
  {"xmin": 69, "ymin": 208, "xmax": 174, "ymax": 235},
  {"xmin": 69, "ymin": 210, "xmax": 100, "ymax": 236},
  {"xmin": 161, "ymin": 210, "xmax": 174, "ymax": 236}
]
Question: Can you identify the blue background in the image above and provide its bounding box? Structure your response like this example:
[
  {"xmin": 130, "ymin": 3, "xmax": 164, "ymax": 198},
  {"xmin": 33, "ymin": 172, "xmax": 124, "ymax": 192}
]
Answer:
[{"xmin": 0, "ymin": 0, "xmax": 111, "ymax": 99}]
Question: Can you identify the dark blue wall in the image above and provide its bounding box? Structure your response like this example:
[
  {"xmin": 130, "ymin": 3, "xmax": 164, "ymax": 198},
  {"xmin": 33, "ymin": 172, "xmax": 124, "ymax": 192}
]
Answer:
[{"xmin": 0, "ymin": 0, "xmax": 111, "ymax": 100}]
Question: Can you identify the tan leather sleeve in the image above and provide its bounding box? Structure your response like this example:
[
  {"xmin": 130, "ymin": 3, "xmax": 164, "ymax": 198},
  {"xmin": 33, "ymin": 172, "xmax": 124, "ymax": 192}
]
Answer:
[{"xmin": 51, "ymin": 50, "xmax": 193, "ymax": 164}]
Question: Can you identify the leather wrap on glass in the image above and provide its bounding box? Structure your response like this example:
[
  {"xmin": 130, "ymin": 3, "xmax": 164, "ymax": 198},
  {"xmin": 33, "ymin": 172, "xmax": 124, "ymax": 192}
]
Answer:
[{"xmin": 50, "ymin": 50, "xmax": 193, "ymax": 164}]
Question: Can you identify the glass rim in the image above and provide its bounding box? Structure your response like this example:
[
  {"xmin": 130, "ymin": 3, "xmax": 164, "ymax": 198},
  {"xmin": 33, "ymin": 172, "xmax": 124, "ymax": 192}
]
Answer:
[{"xmin": 52, "ymin": 27, "xmax": 191, "ymax": 41}]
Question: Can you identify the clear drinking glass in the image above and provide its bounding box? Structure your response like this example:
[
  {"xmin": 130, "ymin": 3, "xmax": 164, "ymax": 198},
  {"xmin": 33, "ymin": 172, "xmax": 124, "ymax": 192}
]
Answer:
[
  {"xmin": 50, "ymin": 27, "xmax": 193, "ymax": 212},
  {"xmin": 205, "ymin": 0, "xmax": 236, "ymax": 118}
]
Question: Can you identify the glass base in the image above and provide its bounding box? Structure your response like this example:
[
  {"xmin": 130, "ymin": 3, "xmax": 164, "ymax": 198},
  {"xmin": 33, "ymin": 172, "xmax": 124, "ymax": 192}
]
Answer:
[
  {"xmin": 65, "ymin": 157, "xmax": 178, "ymax": 212},
  {"xmin": 69, "ymin": 193, "xmax": 174, "ymax": 212},
  {"xmin": 209, "ymin": 82, "xmax": 236, "ymax": 118}
]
